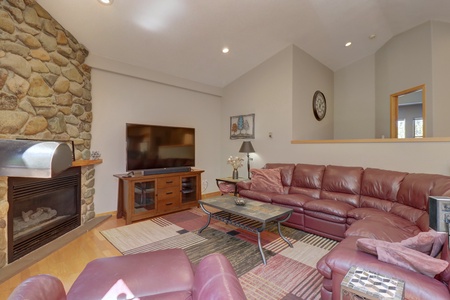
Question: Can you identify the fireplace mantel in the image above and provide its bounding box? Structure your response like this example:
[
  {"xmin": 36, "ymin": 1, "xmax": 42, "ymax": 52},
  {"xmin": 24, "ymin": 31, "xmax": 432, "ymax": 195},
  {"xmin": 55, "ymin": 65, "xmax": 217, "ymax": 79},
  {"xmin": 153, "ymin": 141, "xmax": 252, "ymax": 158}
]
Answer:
[{"xmin": 72, "ymin": 159, "xmax": 103, "ymax": 167}]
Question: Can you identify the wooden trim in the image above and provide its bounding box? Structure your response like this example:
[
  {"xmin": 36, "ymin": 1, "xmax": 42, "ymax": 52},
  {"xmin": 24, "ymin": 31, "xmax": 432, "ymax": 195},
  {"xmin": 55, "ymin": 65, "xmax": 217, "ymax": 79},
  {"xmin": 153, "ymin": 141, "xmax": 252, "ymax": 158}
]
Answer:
[
  {"xmin": 390, "ymin": 94, "xmax": 398, "ymax": 138},
  {"xmin": 291, "ymin": 137, "xmax": 450, "ymax": 144},
  {"xmin": 72, "ymin": 159, "xmax": 103, "ymax": 167},
  {"xmin": 390, "ymin": 84, "xmax": 426, "ymax": 138}
]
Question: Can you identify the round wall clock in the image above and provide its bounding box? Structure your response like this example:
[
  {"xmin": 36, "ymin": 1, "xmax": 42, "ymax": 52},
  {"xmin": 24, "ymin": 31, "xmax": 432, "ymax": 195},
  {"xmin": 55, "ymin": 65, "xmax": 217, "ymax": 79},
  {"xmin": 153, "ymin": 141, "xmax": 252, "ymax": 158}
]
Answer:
[{"xmin": 312, "ymin": 90, "xmax": 326, "ymax": 121}]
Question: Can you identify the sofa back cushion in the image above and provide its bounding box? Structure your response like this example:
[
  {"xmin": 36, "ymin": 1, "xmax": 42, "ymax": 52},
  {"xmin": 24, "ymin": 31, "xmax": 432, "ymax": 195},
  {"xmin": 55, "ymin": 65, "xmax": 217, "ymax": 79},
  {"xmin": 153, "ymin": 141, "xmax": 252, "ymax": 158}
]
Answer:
[
  {"xmin": 289, "ymin": 164, "xmax": 325, "ymax": 198},
  {"xmin": 264, "ymin": 163, "xmax": 295, "ymax": 187},
  {"xmin": 397, "ymin": 173, "xmax": 446, "ymax": 211},
  {"xmin": 360, "ymin": 168, "xmax": 407, "ymax": 211},
  {"xmin": 320, "ymin": 165, "xmax": 363, "ymax": 207},
  {"xmin": 431, "ymin": 176, "xmax": 450, "ymax": 198}
]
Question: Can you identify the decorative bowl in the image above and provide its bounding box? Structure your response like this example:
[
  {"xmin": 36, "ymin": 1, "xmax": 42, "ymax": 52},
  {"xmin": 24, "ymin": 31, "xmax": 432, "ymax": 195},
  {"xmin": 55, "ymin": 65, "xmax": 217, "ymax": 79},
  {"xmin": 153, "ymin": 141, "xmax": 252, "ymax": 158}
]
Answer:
[{"xmin": 234, "ymin": 197, "xmax": 246, "ymax": 206}]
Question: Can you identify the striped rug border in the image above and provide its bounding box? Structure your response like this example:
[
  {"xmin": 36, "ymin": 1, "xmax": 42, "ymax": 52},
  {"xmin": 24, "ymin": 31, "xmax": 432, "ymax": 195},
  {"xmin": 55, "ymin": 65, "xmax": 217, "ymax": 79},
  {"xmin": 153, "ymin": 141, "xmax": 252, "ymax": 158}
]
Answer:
[
  {"xmin": 123, "ymin": 232, "xmax": 206, "ymax": 255},
  {"xmin": 300, "ymin": 233, "xmax": 338, "ymax": 250}
]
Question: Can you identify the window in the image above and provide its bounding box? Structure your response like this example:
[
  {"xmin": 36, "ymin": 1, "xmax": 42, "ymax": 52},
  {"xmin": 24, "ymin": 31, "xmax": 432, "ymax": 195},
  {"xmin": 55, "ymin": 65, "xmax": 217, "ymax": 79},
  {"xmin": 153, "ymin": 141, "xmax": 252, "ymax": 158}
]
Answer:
[
  {"xmin": 414, "ymin": 118, "xmax": 423, "ymax": 138},
  {"xmin": 397, "ymin": 119, "xmax": 405, "ymax": 138}
]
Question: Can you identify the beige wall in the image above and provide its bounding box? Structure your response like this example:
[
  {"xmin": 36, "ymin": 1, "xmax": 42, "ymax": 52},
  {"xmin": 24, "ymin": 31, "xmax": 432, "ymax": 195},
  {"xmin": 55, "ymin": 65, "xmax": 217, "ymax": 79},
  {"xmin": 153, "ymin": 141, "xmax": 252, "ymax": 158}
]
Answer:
[
  {"xmin": 90, "ymin": 68, "xmax": 222, "ymax": 213},
  {"xmin": 431, "ymin": 21, "xmax": 450, "ymax": 137},
  {"xmin": 221, "ymin": 46, "xmax": 294, "ymax": 179},
  {"xmin": 293, "ymin": 45, "xmax": 334, "ymax": 140},
  {"xmin": 375, "ymin": 21, "xmax": 433, "ymax": 138},
  {"xmin": 334, "ymin": 55, "xmax": 376, "ymax": 139}
]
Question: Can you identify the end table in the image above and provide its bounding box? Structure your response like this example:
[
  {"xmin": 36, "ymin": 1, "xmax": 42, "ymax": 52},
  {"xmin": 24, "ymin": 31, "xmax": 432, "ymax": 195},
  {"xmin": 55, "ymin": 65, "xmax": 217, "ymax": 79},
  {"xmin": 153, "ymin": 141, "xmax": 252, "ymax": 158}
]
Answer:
[
  {"xmin": 216, "ymin": 177, "xmax": 246, "ymax": 196},
  {"xmin": 341, "ymin": 266, "xmax": 405, "ymax": 300}
]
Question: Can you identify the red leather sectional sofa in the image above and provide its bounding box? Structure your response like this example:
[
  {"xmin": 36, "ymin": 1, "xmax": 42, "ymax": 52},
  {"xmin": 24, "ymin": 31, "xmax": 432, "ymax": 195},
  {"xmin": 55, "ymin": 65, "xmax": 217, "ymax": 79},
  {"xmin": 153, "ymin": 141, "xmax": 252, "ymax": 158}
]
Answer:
[{"xmin": 237, "ymin": 163, "xmax": 450, "ymax": 299}]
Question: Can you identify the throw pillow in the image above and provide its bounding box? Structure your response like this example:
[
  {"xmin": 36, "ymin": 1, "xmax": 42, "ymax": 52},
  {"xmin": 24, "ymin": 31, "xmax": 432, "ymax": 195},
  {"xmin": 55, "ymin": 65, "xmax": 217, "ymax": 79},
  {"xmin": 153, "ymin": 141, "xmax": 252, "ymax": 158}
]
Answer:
[
  {"xmin": 356, "ymin": 237, "xmax": 450, "ymax": 278},
  {"xmin": 376, "ymin": 243, "xmax": 449, "ymax": 278},
  {"xmin": 399, "ymin": 230, "xmax": 447, "ymax": 257},
  {"xmin": 356, "ymin": 238, "xmax": 385, "ymax": 256},
  {"xmin": 250, "ymin": 168, "xmax": 284, "ymax": 194},
  {"xmin": 357, "ymin": 230, "xmax": 447, "ymax": 258}
]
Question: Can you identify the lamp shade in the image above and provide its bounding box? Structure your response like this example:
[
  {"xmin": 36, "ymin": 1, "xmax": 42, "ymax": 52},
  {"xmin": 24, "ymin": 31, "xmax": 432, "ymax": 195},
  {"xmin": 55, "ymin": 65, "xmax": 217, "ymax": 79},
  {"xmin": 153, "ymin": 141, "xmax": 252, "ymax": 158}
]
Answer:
[{"xmin": 239, "ymin": 141, "xmax": 255, "ymax": 153}]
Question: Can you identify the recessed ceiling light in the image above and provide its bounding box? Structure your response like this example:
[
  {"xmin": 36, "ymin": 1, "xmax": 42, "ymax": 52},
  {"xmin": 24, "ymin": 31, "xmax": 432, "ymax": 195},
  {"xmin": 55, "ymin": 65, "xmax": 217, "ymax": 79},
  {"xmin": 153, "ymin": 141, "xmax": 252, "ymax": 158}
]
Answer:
[
  {"xmin": 222, "ymin": 47, "xmax": 230, "ymax": 54},
  {"xmin": 98, "ymin": 0, "xmax": 113, "ymax": 5},
  {"xmin": 345, "ymin": 42, "xmax": 352, "ymax": 47}
]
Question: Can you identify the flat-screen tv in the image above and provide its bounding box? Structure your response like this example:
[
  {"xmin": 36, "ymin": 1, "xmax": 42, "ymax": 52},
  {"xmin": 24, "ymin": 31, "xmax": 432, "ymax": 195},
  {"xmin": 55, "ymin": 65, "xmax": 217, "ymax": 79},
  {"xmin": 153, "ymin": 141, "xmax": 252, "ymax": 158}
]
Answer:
[{"xmin": 126, "ymin": 123, "xmax": 195, "ymax": 173}]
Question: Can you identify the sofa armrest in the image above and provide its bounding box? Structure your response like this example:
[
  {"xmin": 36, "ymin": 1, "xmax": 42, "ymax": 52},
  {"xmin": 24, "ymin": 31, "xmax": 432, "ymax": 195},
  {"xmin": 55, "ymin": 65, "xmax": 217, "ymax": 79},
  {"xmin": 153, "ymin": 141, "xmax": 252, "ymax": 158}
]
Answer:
[
  {"xmin": 192, "ymin": 253, "xmax": 246, "ymax": 300},
  {"xmin": 8, "ymin": 274, "xmax": 67, "ymax": 300}
]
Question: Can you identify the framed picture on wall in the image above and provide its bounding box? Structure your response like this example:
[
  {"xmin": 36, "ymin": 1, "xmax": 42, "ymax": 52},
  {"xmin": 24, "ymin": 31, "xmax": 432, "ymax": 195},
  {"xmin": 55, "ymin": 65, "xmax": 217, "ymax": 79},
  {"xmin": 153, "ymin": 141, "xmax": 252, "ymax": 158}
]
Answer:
[{"xmin": 230, "ymin": 113, "xmax": 255, "ymax": 139}]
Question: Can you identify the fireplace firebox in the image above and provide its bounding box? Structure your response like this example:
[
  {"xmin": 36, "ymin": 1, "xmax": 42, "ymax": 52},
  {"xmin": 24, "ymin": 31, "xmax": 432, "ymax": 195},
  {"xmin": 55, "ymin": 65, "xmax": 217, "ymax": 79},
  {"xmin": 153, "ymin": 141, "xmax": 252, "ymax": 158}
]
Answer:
[{"xmin": 7, "ymin": 167, "xmax": 81, "ymax": 263}]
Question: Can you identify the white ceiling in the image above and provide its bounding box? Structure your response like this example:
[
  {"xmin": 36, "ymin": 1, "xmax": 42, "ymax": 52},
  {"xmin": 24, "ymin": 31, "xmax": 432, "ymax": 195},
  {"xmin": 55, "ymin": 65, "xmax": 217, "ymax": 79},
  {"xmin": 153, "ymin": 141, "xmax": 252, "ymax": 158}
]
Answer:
[{"xmin": 36, "ymin": 0, "xmax": 450, "ymax": 88}]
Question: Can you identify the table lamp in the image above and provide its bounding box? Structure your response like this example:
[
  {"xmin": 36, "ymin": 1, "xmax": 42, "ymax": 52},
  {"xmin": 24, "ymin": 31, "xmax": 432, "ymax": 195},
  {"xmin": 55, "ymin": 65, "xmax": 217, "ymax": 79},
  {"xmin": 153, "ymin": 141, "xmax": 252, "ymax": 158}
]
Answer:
[{"xmin": 239, "ymin": 141, "xmax": 255, "ymax": 179}]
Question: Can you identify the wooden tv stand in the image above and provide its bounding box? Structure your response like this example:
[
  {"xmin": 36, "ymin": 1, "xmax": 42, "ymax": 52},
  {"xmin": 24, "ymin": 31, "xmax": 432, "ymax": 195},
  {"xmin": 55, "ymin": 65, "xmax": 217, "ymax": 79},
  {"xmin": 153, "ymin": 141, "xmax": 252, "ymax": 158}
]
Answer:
[{"xmin": 114, "ymin": 169, "xmax": 204, "ymax": 224}]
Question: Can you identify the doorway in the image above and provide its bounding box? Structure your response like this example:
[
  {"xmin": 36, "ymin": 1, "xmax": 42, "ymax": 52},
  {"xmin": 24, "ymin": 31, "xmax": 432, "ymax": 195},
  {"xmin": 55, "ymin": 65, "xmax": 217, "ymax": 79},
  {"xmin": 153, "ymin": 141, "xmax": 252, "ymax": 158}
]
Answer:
[{"xmin": 390, "ymin": 84, "xmax": 426, "ymax": 138}]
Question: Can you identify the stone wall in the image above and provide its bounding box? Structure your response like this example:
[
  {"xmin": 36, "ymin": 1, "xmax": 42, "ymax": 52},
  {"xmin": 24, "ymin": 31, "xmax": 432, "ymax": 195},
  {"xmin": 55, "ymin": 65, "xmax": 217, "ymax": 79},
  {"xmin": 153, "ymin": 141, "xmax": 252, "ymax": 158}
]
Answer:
[{"xmin": 0, "ymin": 0, "xmax": 95, "ymax": 268}]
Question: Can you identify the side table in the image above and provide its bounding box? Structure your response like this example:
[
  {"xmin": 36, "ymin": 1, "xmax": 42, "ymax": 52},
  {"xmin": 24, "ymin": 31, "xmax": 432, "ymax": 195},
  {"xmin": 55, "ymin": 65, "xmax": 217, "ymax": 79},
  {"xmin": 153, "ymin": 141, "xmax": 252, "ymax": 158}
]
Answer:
[
  {"xmin": 216, "ymin": 177, "xmax": 246, "ymax": 196},
  {"xmin": 341, "ymin": 266, "xmax": 405, "ymax": 300}
]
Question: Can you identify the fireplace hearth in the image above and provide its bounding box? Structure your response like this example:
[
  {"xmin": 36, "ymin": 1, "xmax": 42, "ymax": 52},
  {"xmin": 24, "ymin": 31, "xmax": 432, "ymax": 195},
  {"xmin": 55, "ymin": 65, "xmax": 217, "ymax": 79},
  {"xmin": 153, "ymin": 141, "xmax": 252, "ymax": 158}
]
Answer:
[{"xmin": 7, "ymin": 167, "xmax": 81, "ymax": 263}]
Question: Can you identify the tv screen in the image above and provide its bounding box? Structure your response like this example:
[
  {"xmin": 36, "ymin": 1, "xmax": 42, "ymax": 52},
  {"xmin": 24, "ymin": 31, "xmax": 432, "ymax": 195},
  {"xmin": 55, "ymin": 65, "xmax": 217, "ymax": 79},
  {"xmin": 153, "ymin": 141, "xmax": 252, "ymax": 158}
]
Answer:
[{"xmin": 126, "ymin": 123, "xmax": 195, "ymax": 172}]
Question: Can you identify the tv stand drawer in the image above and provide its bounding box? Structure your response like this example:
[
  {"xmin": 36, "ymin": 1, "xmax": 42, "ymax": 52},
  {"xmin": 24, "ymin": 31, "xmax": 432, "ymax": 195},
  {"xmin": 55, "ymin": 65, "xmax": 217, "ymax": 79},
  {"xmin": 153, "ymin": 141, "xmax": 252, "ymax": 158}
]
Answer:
[
  {"xmin": 158, "ymin": 198, "xmax": 181, "ymax": 213},
  {"xmin": 158, "ymin": 186, "xmax": 180, "ymax": 201},
  {"xmin": 158, "ymin": 176, "xmax": 179, "ymax": 189}
]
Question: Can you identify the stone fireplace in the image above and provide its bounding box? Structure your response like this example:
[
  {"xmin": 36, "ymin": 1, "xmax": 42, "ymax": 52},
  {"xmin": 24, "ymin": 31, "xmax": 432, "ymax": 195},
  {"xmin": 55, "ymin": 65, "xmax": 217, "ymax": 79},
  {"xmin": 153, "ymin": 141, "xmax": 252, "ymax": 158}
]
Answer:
[{"xmin": 0, "ymin": 1, "xmax": 97, "ymax": 268}]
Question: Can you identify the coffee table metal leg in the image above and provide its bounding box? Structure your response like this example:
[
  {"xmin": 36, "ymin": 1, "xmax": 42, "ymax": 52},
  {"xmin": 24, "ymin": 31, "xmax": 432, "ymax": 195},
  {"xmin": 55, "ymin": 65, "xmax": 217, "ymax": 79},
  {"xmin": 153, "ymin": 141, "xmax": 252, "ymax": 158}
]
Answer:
[
  {"xmin": 277, "ymin": 222, "xmax": 293, "ymax": 247},
  {"xmin": 257, "ymin": 230, "xmax": 267, "ymax": 265},
  {"xmin": 277, "ymin": 211, "xmax": 293, "ymax": 247},
  {"xmin": 198, "ymin": 203, "xmax": 211, "ymax": 234}
]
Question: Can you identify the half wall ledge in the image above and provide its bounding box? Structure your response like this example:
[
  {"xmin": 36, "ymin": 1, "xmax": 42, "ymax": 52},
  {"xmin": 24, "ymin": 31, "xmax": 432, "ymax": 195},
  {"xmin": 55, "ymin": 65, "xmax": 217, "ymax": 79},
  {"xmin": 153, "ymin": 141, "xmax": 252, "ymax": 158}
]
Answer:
[{"xmin": 291, "ymin": 137, "xmax": 450, "ymax": 144}]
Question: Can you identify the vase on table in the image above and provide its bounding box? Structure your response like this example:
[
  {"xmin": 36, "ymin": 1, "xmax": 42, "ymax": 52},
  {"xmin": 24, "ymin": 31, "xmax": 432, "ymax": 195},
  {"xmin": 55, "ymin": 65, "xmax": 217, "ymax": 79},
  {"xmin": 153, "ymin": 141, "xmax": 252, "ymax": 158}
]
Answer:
[{"xmin": 232, "ymin": 168, "xmax": 239, "ymax": 179}]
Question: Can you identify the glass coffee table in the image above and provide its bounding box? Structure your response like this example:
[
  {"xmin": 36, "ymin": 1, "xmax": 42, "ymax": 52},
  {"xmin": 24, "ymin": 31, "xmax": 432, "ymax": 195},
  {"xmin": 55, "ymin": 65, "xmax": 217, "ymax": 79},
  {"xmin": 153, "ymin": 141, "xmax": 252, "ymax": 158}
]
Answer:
[{"xmin": 198, "ymin": 195, "xmax": 293, "ymax": 265}]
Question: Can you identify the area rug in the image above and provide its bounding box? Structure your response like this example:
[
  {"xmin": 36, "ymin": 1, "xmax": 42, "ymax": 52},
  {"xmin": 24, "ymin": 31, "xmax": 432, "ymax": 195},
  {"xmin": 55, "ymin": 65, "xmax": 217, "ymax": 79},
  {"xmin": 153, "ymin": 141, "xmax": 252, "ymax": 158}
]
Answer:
[{"xmin": 101, "ymin": 208, "xmax": 338, "ymax": 300}]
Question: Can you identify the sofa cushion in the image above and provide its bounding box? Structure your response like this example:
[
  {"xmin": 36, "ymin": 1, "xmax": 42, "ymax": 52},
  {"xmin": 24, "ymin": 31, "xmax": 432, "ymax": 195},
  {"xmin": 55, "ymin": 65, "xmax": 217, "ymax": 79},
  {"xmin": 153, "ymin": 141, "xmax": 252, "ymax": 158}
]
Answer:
[
  {"xmin": 272, "ymin": 193, "xmax": 315, "ymax": 209},
  {"xmin": 390, "ymin": 203, "xmax": 427, "ymax": 225},
  {"xmin": 304, "ymin": 199, "xmax": 355, "ymax": 218},
  {"xmin": 320, "ymin": 165, "xmax": 363, "ymax": 207},
  {"xmin": 289, "ymin": 164, "xmax": 325, "ymax": 198},
  {"xmin": 250, "ymin": 168, "xmax": 284, "ymax": 194},
  {"xmin": 347, "ymin": 207, "xmax": 394, "ymax": 221},
  {"xmin": 345, "ymin": 218, "xmax": 420, "ymax": 242},
  {"xmin": 397, "ymin": 173, "xmax": 444, "ymax": 210},
  {"xmin": 360, "ymin": 168, "xmax": 407, "ymax": 201},
  {"xmin": 238, "ymin": 189, "xmax": 274, "ymax": 203},
  {"xmin": 359, "ymin": 197, "xmax": 394, "ymax": 212}
]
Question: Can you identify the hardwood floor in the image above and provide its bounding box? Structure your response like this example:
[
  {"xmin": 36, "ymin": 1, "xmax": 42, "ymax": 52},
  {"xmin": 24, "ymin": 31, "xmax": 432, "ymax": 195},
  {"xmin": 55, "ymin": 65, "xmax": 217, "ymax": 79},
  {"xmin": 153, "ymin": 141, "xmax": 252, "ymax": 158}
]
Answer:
[{"xmin": 0, "ymin": 213, "xmax": 126, "ymax": 299}]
